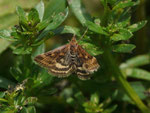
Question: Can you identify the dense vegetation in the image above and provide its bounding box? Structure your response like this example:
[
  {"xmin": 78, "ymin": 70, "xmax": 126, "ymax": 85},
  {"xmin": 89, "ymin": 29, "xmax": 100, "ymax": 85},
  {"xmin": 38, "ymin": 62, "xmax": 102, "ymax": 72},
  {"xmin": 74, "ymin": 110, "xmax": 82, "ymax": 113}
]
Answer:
[{"xmin": 0, "ymin": 0, "xmax": 150, "ymax": 113}]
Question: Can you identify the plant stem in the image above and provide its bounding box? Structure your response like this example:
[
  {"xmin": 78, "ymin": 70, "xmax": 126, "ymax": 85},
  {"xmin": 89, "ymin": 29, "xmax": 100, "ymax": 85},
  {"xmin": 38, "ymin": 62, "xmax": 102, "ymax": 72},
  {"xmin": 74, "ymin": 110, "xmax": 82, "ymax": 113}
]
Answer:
[
  {"xmin": 100, "ymin": 1, "xmax": 150, "ymax": 112},
  {"xmin": 101, "ymin": 47, "xmax": 150, "ymax": 113}
]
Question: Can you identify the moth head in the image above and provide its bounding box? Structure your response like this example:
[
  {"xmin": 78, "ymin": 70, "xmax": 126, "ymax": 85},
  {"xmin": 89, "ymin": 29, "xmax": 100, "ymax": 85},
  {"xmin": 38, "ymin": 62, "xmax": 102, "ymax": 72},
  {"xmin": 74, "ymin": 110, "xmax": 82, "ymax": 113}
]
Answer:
[
  {"xmin": 69, "ymin": 36, "xmax": 79, "ymax": 53},
  {"xmin": 70, "ymin": 36, "xmax": 78, "ymax": 47}
]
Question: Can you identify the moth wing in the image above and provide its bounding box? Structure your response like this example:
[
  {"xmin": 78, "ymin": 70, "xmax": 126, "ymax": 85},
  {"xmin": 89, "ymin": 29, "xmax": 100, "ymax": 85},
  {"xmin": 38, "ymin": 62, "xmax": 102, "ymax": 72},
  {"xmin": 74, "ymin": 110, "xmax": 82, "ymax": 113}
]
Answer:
[
  {"xmin": 34, "ymin": 44, "xmax": 73, "ymax": 77},
  {"xmin": 76, "ymin": 45, "xmax": 100, "ymax": 80}
]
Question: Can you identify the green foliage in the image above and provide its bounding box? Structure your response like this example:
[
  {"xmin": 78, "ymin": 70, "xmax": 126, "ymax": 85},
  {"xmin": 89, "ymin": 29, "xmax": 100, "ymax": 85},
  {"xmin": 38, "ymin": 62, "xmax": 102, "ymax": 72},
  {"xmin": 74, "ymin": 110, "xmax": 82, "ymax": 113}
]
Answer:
[
  {"xmin": 85, "ymin": 21, "xmax": 108, "ymax": 36},
  {"xmin": 120, "ymin": 54, "xmax": 150, "ymax": 81},
  {"xmin": 0, "ymin": 0, "xmax": 150, "ymax": 113},
  {"xmin": 0, "ymin": 1, "xmax": 68, "ymax": 55},
  {"xmin": 0, "ymin": 80, "xmax": 37, "ymax": 113},
  {"xmin": 112, "ymin": 44, "xmax": 136, "ymax": 53},
  {"xmin": 67, "ymin": 0, "xmax": 92, "ymax": 26}
]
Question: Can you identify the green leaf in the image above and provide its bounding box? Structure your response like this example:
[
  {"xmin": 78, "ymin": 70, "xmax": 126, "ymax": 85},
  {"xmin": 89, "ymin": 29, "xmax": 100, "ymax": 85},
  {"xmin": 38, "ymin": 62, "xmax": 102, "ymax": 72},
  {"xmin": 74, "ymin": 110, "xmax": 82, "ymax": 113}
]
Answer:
[
  {"xmin": 90, "ymin": 93, "xmax": 99, "ymax": 104},
  {"xmin": 66, "ymin": 97, "xmax": 76, "ymax": 106},
  {"xmin": 36, "ymin": 70, "xmax": 53, "ymax": 88},
  {"xmin": 112, "ymin": 44, "xmax": 135, "ymax": 53},
  {"xmin": 27, "ymin": 106, "xmax": 36, "ymax": 113},
  {"xmin": 10, "ymin": 67, "xmax": 22, "ymax": 81},
  {"xmin": 0, "ymin": 92, "xmax": 5, "ymax": 98},
  {"xmin": 113, "ymin": 0, "xmax": 139, "ymax": 10},
  {"xmin": 36, "ymin": 8, "xmax": 68, "ymax": 42},
  {"xmin": 111, "ymin": 29, "xmax": 133, "ymax": 41},
  {"xmin": 0, "ymin": 39, "xmax": 10, "ymax": 54},
  {"xmin": 120, "ymin": 54, "xmax": 150, "ymax": 68},
  {"xmin": 128, "ymin": 20, "xmax": 147, "ymax": 32},
  {"xmin": 102, "ymin": 105, "xmax": 117, "ymax": 113},
  {"xmin": 68, "ymin": 0, "xmax": 92, "ymax": 25},
  {"xmin": 79, "ymin": 41, "xmax": 103, "ymax": 56},
  {"xmin": 86, "ymin": 21, "xmax": 108, "ymax": 36},
  {"xmin": 13, "ymin": 46, "xmax": 32, "ymax": 55},
  {"xmin": 53, "ymin": 26, "xmax": 81, "ymax": 36},
  {"xmin": 117, "ymin": 17, "xmax": 130, "ymax": 28},
  {"xmin": 21, "ymin": 107, "xmax": 28, "ymax": 113},
  {"xmin": 0, "ymin": 30, "xmax": 15, "ymax": 41},
  {"xmin": 0, "ymin": 98, "xmax": 8, "ymax": 102},
  {"xmin": 16, "ymin": 6, "xmax": 27, "ymax": 26},
  {"xmin": 117, "ymin": 8, "xmax": 130, "ymax": 25},
  {"xmin": 28, "ymin": 8, "xmax": 40, "ymax": 27},
  {"xmin": 35, "ymin": 1, "xmax": 44, "ymax": 22},
  {"xmin": 36, "ymin": 18, "xmax": 52, "ymax": 31},
  {"xmin": 0, "ymin": 76, "xmax": 15, "ymax": 89},
  {"xmin": 123, "ymin": 68, "xmax": 150, "ymax": 81},
  {"xmin": 75, "ymin": 92, "xmax": 85, "ymax": 104},
  {"xmin": 24, "ymin": 97, "xmax": 38, "ymax": 105},
  {"xmin": 44, "ymin": 0, "xmax": 66, "ymax": 19},
  {"xmin": 83, "ymin": 101, "xmax": 103, "ymax": 113}
]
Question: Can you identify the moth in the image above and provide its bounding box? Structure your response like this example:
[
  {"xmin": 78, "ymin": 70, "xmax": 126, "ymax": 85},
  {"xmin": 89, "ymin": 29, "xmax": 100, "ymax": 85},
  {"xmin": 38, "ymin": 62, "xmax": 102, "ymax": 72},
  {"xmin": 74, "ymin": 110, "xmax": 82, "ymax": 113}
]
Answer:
[{"xmin": 34, "ymin": 36, "xmax": 100, "ymax": 80}]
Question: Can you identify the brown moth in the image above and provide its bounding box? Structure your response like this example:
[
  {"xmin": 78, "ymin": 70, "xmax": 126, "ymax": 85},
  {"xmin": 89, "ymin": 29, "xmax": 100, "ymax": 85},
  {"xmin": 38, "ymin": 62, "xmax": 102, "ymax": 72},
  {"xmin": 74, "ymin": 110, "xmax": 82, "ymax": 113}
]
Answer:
[{"xmin": 34, "ymin": 36, "xmax": 100, "ymax": 80}]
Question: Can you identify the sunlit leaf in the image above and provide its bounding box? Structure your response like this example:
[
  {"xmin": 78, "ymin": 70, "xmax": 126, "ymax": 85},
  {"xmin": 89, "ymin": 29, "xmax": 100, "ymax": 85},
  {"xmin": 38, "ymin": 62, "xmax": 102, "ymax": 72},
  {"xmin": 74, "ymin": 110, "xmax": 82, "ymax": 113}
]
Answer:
[
  {"xmin": 68, "ymin": 0, "xmax": 91, "ymax": 25},
  {"xmin": 128, "ymin": 20, "xmax": 147, "ymax": 32},
  {"xmin": 86, "ymin": 21, "xmax": 108, "ymax": 36},
  {"xmin": 0, "ymin": 30, "xmax": 15, "ymax": 41},
  {"xmin": 113, "ymin": 0, "xmax": 139, "ymax": 10},
  {"xmin": 112, "ymin": 44, "xmax": 135, "ymax": 53},
  {"xmin": 35, "ymin": 1, "xmax": 44, "ymax": 21},
  {"xmin": 111, "ymin": 29, "xmax": 133, "ymax": 41},
  {"xmin": 123, "ymin": 68, "xmax": 150, "ymax": 81},
  {"xmin": 90, "ymin": 93, "xmax": 99, "ymax": 104},
  {"xmin": 0, "ymin": 98, "xmax": 8, "ymax": 102},
  {"xmin": 66, "ymin": 97, "xmax": 76, "ymax": 106},
  {"xmin": 120, "ymin": 54, "xmax": 150, "ymax": 69}
]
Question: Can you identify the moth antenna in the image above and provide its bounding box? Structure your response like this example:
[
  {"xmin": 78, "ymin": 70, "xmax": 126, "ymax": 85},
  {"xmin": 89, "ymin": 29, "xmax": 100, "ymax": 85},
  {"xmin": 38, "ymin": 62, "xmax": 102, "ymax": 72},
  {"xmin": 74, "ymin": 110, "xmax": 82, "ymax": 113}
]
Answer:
[
  {"xmin": 73, "ymin": 34, "xmax": 76, "ymax": 38},
  {"xmin": 78, "ymin": 27, "xmax": 88, "ymax": 42}
]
